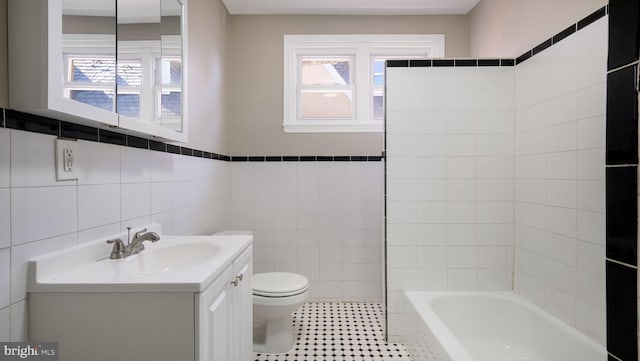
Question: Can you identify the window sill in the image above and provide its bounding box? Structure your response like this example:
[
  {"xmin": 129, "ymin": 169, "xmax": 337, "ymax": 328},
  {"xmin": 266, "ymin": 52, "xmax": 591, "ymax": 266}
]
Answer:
[{"xmin": 283, "ymin": 122, "xmax": 383, "ymax": 133}]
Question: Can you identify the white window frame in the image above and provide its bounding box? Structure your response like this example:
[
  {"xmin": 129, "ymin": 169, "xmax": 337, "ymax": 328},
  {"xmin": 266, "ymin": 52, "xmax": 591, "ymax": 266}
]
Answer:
[
  {"xmin": 283, "ymin": 34, "xmax": 445, "ymax": 133},
  {"xmin": 62, "ymin": 34, "xmax": 182, "ymax": 126}
]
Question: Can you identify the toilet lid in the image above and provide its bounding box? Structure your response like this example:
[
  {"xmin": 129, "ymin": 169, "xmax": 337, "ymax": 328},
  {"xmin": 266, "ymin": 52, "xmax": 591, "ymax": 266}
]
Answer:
[{"xmin": 253, "ymin": 272, "xmax": 309, "ymax": 297}]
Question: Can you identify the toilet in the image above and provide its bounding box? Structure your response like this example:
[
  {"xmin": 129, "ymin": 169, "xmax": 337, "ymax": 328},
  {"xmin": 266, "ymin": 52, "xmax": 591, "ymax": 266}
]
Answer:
[{"xmin": 252, "ymin": 272, "xmax": 309, "ymax": 354}]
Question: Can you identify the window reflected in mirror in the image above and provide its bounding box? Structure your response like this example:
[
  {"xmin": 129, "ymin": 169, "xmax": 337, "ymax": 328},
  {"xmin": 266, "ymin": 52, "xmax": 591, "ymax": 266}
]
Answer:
[
  {"xmin": 61, "ymin": 0, "xmax": 184, "ymax": 133},
  {"xmin": 62, "ymin": 0, "xmax": 117, "ymax": 113}
]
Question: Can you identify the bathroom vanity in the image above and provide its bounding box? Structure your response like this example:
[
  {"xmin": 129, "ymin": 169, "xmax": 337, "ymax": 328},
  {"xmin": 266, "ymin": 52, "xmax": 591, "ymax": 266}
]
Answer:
[{"xmin": 27, "ymin": 228, "xmax": 252, "ymax": 361}]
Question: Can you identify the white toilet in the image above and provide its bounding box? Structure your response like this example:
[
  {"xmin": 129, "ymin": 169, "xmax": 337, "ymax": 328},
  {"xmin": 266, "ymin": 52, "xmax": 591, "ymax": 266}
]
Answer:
[{"xmin": 252, "ymin": 272, "xmax": 309, "ymax": 354}]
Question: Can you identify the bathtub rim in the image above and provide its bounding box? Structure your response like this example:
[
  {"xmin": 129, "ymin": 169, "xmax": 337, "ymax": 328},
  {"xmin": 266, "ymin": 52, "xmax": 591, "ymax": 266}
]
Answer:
[{"xmin": 403, "ymin": 290, "xmax": 606, "ymax": 361}]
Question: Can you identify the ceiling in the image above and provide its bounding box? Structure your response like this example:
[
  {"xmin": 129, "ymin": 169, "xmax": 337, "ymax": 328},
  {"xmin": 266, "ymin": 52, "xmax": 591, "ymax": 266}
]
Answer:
[{"xmin": 222, "ymin": 0, "xmax": 482, "ymax": 15}]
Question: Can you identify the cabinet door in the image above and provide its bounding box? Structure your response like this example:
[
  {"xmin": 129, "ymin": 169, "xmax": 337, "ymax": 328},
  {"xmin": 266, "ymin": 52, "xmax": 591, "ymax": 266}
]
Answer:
[
  {"xmin": 198, "ymin": 266, "xmax": 233, "ymax": 361},
  {"xmin": 232, "ymin": 261, "xmax": 252, "ymax": 361},
  {"xmin": 207, "ymin": 290, "xmax": 231, "ymax": 361}
]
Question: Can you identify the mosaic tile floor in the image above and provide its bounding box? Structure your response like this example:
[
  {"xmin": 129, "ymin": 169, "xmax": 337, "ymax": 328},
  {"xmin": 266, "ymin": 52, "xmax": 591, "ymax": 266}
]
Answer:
[{"xmin": 254, "ymin": 302, "xmax": 413, "ymax": 361}]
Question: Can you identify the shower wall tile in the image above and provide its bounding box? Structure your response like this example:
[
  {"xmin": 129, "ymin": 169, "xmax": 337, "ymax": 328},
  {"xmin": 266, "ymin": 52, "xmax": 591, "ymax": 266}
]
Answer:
[
  {"xmin": 605, "ymin": 66, "xmax": 639, "ymax": 165},
  {"xmin": 386, "ymin": 65, "xmax": 516, "ymax": 340},
  {"xmin": 608, "ymin": 0, "xmax": 640, "ymax": 70},
  {"xmin": 606, "ymin": 260, "xmax": 638, "ymax": 361},
  {"xmin": 514, "ymin": 16, "xmax": 607, "ymax": 344},
  {"xmin": 606, "ymin": 167, "xmax": 638, "ymax": 268}
]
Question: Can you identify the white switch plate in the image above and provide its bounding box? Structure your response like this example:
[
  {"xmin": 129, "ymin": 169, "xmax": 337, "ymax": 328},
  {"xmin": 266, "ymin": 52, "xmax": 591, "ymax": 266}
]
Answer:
[{"xmin": 55, "ymin": 138, "xmax": 79, "ymax": 181}]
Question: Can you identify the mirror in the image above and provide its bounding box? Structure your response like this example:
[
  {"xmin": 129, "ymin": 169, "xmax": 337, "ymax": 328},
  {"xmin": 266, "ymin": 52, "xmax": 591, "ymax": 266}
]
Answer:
[
  {"xmin": 61, "ymin": 0, "xmax": 184, "ymax": 135},
  {"xmin": 160, "ymin": 0, "xmax": 183, "ymax": 132},
  {"xmin": 117, "ymin": 0, "xmax": 184, "ymax": 133},
  {"xmin": 61, "ymin": 0, "xmax": 117, "ymax": 114},
  {"xmin": 116, "ymin": 0, "xmax": 161, "ymax": 121}
]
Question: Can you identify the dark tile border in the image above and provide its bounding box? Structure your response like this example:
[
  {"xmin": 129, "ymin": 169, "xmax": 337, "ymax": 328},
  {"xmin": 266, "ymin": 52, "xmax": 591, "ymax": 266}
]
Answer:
[
  {"xmin": 578, "ymin": 6, "xmax": 608, "ymax": 30},
  {"xmin": 1, "ymin": 108, "xmax": 383, "ymax": 162},
  {"xmin": 230, "ymin": 155, "xmax": 383, "ymax": 162},
  {"xmin": 552, "ymin": 24, "xmax": 578, "ymax": 44},
  {"xmin": 5, "ymin": 109, "xmax": 60, "ymax": 136},
  {"xmin": 517, "ymin": 5, "xmax": 607, "ymax": 64},
  {"xmin": 386, "ymin": 5, "xmax": 608, "ymax": 69},
  {"xmin": 387, "ymin": 58, "xmax": 516, "ymax": 68}
]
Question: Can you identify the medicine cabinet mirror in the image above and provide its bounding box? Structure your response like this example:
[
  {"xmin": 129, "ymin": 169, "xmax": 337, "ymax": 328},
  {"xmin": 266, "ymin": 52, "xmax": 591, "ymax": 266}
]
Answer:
[{"xmin": 8, "ymin": 0, "xmax": 187, "ymax": 142}]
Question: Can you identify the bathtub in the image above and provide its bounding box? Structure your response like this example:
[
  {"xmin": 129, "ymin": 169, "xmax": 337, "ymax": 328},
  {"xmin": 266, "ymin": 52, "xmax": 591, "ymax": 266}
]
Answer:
[{"xmin": 401, "ymin": 291, "xmax": 606, "ymax": 361}]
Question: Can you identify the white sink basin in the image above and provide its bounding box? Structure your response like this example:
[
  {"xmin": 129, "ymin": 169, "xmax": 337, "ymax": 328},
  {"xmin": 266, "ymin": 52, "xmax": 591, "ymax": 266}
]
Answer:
[
  {"xmin": 120, "ymin": 242, "xmax": 220, "ymax": 275},
  {"xmin": 27, "ymin": 225, "xmax": 253, "ymax": 293}
]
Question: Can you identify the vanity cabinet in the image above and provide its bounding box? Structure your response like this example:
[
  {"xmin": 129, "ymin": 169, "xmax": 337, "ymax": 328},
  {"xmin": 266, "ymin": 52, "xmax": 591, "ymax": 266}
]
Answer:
[
  {"xmin": 7, "ymin": 0, "xmax": 188, "ymax": 142},
  {"xmin": 28, "ymin": 245, "xmax": 253, "ymax": 361},
  {"xmin": 197, "ymin": 246, "xmax": 253, "ymax": 361}
]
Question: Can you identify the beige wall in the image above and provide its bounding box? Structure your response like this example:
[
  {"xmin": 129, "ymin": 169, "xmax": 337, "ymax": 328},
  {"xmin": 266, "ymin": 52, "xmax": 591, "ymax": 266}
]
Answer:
[
  {"xmin": 468, "ymin": 0, "xmax": 608, "ymax": 58},
  {"xmin": 228, "ymin": 15, "xmax": 469, "ymax": 156},
  {"xmin": 183, "ymin": 0, "xmax": 229, "ymax": 153},
  {"xmin": 0, "ymin": 0, "xmax": 7, "ymax": 108}
]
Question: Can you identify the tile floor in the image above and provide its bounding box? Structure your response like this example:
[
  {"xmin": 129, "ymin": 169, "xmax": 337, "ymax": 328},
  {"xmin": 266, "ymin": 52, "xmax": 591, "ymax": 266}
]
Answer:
[{"xmin": 253, "ymin": 302, "xmax": 413, "ymax": 361}]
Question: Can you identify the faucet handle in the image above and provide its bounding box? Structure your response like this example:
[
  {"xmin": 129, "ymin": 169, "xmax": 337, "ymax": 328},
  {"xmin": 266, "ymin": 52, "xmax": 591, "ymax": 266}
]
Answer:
[
  {"xmin": 107, "ymin": 238, "xmax": 126, "ymax": 259},
  {"xmin": 132, "ymin": 228, "xmax": 148, "ymax": 240}
]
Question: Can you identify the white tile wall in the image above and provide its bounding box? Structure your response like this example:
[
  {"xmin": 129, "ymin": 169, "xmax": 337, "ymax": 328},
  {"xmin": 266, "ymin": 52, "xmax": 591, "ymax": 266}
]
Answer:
[
  {"xmin": 0, "ymin": 307, "xmax": 9, "ymax": 342},
  {"xmin": 0, "ymin": 250, "xmax": 10, "ymax": 309},
  {"xmin": 513, "ymin": 18, "xmax": 607, "ymax": 344},
  {"xmin": 230, "ymin": 161, "xmax": 384, "ymax": 302},
  {"xmin": 0, "ymin": 190, "xmax": 9, "ymax": 250},
  {"xmin": 0, "ymin": 129, "xmax": 9, "ymax": 188},
  {"xmin": 10, "ymin": 186, "xmax": 78, "ymax": 245},
  {"xmin": 0, "ymin": 129, "xmax": 230, "ymax": 341},
  {"xmin": 385, "ymin": 17, "xmax": 607, "ymax": 345},
  {"xmin": 386, "ymin": 65, "xmax": 516, "ymax": 340}
]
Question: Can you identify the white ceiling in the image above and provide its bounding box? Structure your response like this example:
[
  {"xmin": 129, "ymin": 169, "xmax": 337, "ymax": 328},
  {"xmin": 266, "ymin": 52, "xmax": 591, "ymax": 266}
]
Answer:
[{"xmin": 222, "ymin": 0, "xmax": 481, "ymax": 15}]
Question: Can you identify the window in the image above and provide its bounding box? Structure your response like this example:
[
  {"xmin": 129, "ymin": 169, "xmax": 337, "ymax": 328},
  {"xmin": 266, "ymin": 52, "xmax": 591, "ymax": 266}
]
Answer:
[
  {"xmin": 283, "ymin": 34, "xmax": 444, "ymax": 133},
  {"xmin": 62, "ymin": 35, "xmax": 182, "ymax": 130}
]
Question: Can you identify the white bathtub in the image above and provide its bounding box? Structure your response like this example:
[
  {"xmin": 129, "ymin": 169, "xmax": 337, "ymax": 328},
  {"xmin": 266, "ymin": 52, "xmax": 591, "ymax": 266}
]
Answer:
[{"xmin": 401, "ymin": 291, "xmax": 606, "ymax": 361}]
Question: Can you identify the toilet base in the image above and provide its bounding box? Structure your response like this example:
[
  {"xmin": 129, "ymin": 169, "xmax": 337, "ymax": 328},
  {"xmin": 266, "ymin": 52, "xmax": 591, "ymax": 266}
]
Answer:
[{"xmin": 252, "ymin": 315, "xmax": 296, "ymax": 354}]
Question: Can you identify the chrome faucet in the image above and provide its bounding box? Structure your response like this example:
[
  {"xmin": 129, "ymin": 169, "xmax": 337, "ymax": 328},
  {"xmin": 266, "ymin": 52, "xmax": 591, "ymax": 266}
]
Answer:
[
  {"xmin": 106, "ymin": 229, "xmax": 160, "ymax": 259},
  {"xmin": 129, "ymin": 229, "xmax": 160, "ymax": 254}
]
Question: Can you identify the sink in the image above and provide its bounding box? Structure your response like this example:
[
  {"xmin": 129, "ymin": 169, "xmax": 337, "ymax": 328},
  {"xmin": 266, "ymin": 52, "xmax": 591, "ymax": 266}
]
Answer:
[
  {"xmin": 27, "ymin": 225, "xmax": 253, "ymax": 293},
  {"xmin": 119, "ymin": 242, "xmax": 220, "ymax": 275}
]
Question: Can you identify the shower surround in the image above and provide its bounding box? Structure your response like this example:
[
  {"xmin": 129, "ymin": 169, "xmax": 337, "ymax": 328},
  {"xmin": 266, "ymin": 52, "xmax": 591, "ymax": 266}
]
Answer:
[{"xmin": 386, "ymin": 16, "xmax": 607, "ymax": 346}]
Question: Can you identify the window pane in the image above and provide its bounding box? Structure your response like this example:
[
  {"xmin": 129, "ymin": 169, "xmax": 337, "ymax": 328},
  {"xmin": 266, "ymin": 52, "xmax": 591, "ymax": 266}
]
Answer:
[
  {"xmin": 71, "ymin": 58, "xmax": 116, "ymax": 84},
  {"xmin": 116, "ymin": 93, "xmax": 140, "ymax": 118},
  {"xmin": 161, "ymin": 59, "xmax": 182, "ymax": 86},
  {"xmin": 300, "ymin": 91, "xmax": 352, "ymax": 119},
  {"xmin": 301, "ymin": 57, "xmax": 350, "ymax": 86},
  {"xmin": 373, "ymin": 94, "xmax": 384, "ymax": 120},
  {"xmin": 372, "ymin": 59, "xmax": 385, "ymax": 86},
  {"xmin": 117, "ymin": 60, "xmax": 142, "ymax": 87},
  {"xmin": 161, "ymin": 91, "xmax": 182, "ymax": 117},
  {"xmin": 70, "ymin": 90, "xmax": 114, "ymax": 112}
]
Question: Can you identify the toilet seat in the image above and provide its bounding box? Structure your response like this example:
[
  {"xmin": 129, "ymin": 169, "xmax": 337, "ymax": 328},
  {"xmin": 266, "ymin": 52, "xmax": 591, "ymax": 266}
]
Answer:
[{"xmin": 253, "ymin": 272, "xmax": 309, "ymax": 298}]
